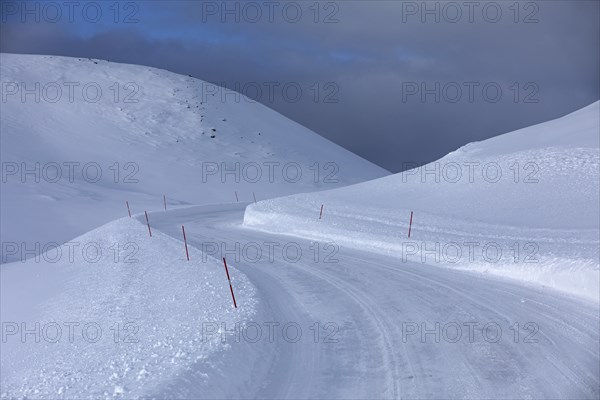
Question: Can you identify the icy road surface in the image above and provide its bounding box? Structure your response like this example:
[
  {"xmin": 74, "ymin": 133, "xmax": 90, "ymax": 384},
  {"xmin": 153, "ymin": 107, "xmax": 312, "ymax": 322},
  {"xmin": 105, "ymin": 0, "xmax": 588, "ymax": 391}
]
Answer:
[{"xmin": 149, "ymin": 204, "xmax": 599, "ymax": 399}]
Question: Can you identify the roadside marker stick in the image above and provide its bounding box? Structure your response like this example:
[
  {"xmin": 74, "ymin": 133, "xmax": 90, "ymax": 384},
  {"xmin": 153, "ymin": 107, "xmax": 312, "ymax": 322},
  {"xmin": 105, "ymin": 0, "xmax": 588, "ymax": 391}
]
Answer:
[
  {"xmin": 222, "ymin": 257, "xmax": 238, "ymax": 308},
  {"xmin": 164, "ymin": 195, "xmax": 167, "ymax": 211},
  {"xmin": 408, "ymin": 211, "xmax": 413, "ymax": 238},
  {"xmin": 319, "ymin": 204, "xmax": 324, "ymax": 220},
  {"xmin": 126, "ymin": 201, "xmax": 131, "ymax": 218},
  {"xmin": 182, "ymin": 225, "xmax": 190, "ymax": 261},
  {"xmin": 145, "ymin": 211, "xmax": 152, "ymax": 237},
  {"xmin": 235, "ymin": 191, "xmax": 239, "ymax": 202}
]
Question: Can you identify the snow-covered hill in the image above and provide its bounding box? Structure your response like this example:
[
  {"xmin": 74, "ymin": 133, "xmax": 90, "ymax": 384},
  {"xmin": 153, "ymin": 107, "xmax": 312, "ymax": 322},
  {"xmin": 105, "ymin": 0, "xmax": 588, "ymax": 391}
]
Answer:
[
  {"xmin": 0, "ymin": 53, "xmax": 387, "ymax": 263},
  {"xmin": 244, "ymin": 102, "xmax": 600, "ymax": 300}
]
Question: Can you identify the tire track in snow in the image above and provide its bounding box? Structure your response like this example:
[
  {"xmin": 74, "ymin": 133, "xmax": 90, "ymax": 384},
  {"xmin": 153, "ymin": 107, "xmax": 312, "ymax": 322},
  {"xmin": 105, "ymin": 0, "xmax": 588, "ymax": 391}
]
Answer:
[{"xmin": 151, "ymin": 204, "xmax": 599, "ymax": 399}]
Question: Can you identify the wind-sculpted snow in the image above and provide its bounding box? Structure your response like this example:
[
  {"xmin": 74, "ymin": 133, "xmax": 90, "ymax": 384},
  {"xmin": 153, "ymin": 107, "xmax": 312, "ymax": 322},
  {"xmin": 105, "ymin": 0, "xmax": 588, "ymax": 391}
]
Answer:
[
  {"xmin": 0, "ymin": 216, "xmax": 258, "ymax": 398},
  {"xmin": 244, "ymin": 102, "xmax": 600, "ymax": 300}
]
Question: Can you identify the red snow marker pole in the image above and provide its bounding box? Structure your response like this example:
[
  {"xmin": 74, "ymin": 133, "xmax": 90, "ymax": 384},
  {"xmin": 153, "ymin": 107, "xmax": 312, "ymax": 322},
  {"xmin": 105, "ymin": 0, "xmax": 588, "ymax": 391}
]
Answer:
[
  {"xmin": 222, "ymin": 257, "xmax": 238, "ymax": 308},
  {"xmin": 235, "ymin": 191, "xmax": 239, "ymax": 202},
  {"xmin": 408, "ymin": 211, "xmax": 413, "ymax": 238},
  {"xmin": 253, "ymin": 192, "xmax": 257, "ymax": 203},
  {"xmin": 182, "ymin": 225, "xmax": 190, "ymax": 261},
  {"xmin": 126, "ymin": 201, "xmax": 131, "ymax": 218},
  {"xmin": 145, "ymin": 211, "xmax": 152, "ymax": 237},
  {"xmin": 163, "ymin": 195, "xmax": 167, "ymax": 211},
  {"xmin": 319, "ymin": 204, "xmax": 324, "ymax": 220}
]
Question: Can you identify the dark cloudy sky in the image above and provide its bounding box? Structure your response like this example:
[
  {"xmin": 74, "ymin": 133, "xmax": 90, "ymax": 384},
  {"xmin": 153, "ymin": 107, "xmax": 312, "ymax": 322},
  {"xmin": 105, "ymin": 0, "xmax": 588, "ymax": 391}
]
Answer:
[{"xmin": 1, "ymin": 0, "xmax": 598, "ymax": 172}]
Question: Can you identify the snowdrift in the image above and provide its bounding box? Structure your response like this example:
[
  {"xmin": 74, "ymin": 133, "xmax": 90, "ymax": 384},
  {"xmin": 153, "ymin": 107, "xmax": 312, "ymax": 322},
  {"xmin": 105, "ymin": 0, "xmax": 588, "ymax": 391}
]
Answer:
[
  {"xmin": 0, "ymin": 53, "xmax": 387, "ymax": 262},
  {"xmin": 0, "ymin": 214, "xmax": 259, "ymax": 398},
  {"xmin": 244, "ymin": 102, "xmax": 600, "ymax": 301}
]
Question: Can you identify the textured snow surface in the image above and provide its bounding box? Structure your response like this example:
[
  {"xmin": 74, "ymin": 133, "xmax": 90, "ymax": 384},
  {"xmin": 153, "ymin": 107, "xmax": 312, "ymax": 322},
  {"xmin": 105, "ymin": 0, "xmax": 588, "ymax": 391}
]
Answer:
[
  {"xmin": 244, "ymin": 102, "xmax": 600, "ymax": 300},
  {"xmin": 0, "ymin": 215, "xmax": 258, "ymax": 398}
]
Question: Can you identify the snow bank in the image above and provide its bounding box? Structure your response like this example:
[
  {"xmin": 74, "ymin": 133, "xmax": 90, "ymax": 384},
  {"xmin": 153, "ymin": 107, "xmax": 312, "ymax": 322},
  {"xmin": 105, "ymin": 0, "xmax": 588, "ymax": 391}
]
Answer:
[
  {"xmin": 1, "ymin": 215, "xmax": 258, "ymax": 399},
  {"xmin": 244, "ymin": 102, "xmax": 600, "ymax": 301}
]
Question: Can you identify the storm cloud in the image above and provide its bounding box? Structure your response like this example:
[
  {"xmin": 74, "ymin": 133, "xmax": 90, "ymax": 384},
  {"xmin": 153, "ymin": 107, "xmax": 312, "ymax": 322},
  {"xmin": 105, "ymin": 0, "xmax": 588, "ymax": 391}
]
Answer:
[{"xmin": 1, "ymin": 0, "xmax": 598, "ymax": 171}]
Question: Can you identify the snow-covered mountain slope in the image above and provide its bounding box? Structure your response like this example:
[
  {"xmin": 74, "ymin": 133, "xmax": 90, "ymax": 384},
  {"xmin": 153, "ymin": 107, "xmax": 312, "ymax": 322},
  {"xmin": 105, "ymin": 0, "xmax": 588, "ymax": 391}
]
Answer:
[
  {"xmin": 244, "ymin": 101, "xmax": 600, "ymax": 300},
  {"xmin": 0, "ymin": 53, "xmax": 387, "ymax": 263}
]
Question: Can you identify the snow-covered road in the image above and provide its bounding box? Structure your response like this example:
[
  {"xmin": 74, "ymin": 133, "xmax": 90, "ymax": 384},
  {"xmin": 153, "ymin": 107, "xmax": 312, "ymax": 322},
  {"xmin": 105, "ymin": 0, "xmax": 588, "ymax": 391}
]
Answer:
[{"xmin": 149, "ymin": 204, "xmax": 599, "ymax": 399}]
